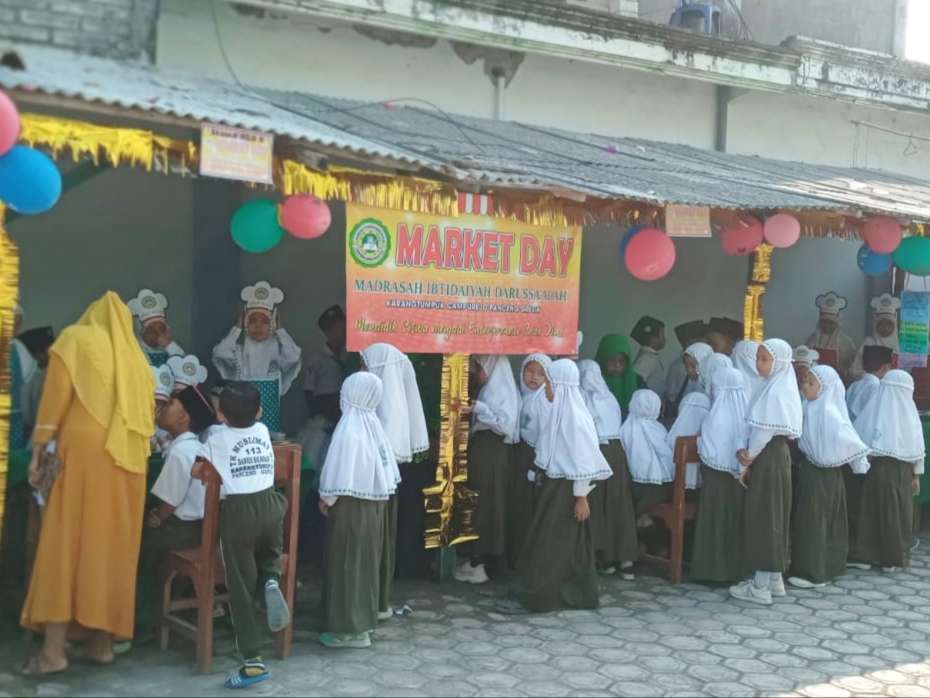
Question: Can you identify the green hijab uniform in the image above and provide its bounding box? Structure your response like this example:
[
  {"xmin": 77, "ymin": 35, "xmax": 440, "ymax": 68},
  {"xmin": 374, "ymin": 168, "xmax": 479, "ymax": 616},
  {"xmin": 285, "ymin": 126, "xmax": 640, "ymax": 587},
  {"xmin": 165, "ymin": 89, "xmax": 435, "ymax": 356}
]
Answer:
[{"xmin": 595, "ymin": 334, "xmax": 642, "ymax": 415}]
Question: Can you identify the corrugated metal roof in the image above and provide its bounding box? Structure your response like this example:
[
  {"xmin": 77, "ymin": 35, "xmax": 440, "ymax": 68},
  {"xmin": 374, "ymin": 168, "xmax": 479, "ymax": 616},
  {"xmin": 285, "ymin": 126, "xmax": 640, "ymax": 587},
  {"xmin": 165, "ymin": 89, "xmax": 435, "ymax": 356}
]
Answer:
[{"xmin": 3, "ymin": 44, "xmax": 930, "ymax": 219}]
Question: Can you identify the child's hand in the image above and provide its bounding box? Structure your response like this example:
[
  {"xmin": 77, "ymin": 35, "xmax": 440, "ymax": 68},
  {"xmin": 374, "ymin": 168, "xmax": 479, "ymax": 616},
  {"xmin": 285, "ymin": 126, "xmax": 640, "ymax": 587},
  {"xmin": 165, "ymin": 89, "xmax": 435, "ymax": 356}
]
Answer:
[
  {"xmin": 146, "ymin": 509, "xmax": 162, "ymax": 528},
  {"xmin": 319, "ymin": 500, "xmax": 330, "ymax": 517},
  {"xmin": 737, "ymin": 449, "xmax": 754, "ymax": 467},
  {"xmin": 27, "ymin": 449, "xmax": 41, "ymax": 488},
  {"xmin": 738, "ymin": 466, "xmax": 752, "ymax": 489},
  {"xmin": 191, "ymin": 459, "xmax": 205, "ymax": 481},
  {"xmin": 914, "ymin": 474, "xmax": 921, "ymax": 496},
  {"xmin": 574, "ymin": 496, "xmax": 590, "ymax": 523}
]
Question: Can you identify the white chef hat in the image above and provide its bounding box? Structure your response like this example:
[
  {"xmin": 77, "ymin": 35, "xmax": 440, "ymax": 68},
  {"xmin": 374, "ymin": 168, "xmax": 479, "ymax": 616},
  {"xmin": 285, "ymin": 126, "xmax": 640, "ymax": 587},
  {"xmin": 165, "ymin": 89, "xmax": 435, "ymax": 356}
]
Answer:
[
  {"xmin": 815, "ymin": 291, "xmax": 847, "ymax": 318},
  {"xmin": 793, "ymin": 345, "xmax": 819, "ymax": 367},
  {"xmin": 241, "ymin": 281, "xmax": 284, "ymax": 312},
  {"xmin": 168, "ymin": 354, "xmax": 208, "ymax": 389},
  {"xmin": 870, "ymin": 293, "xmax": 901, "ymax": 319},
  {"xmin": 128, "ymin": 289, "xmax": 169, "ymax": 325},
  {"xmin": 152, "ymin": 364, "xmax": 174, "ymax": 400}
]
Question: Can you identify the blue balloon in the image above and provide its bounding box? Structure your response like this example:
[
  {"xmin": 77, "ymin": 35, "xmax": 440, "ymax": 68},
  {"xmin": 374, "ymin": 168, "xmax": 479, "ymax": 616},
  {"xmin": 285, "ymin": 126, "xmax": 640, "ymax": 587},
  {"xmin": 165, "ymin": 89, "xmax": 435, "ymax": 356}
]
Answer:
[
  {"xmin": 620, "ymin": 224, "xmax": 645, "ymax": 259},
  {"xmin": 0, "ymin": 145, "xmax": 61, "ymax": 214},
  {"xmin": 857, "ymin": 244, "xmax": 893, "ymax": 277}
]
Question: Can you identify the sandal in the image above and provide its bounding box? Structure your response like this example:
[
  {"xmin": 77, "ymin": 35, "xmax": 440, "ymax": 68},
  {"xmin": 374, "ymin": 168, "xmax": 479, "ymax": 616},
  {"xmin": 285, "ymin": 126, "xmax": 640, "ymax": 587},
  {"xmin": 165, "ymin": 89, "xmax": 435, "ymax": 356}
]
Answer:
[
  {"xmin": 224, "ymin": 658, "xmax": 270, "ymax": 689},
  {"xmin": 21, "ymin": 654, "xmax": 68, "ymax": 677},
  {"xmin": 67, "ymin": 644, "xmax": 115, "ymax": 666}
]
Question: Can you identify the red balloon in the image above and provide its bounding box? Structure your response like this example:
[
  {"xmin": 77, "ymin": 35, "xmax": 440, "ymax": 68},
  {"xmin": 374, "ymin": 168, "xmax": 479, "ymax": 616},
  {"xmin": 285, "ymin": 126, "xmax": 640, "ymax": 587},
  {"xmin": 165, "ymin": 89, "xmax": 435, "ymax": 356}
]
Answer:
[
  {"xmin": 861, "ymin": 215, "xmax": 902, "ymax": 254},
  {"xmin": 280, "ymin": 194, "xmax": 331, "ymax": 239},
  {"xmin": 0, "ymin": 90, "xmax": 19, "ymax": 156},
  {"xmin": 625, "ymin": 227, "xmax": 676, "ymax": 281},
  {"xmin": 720, "ymin": 216, "xmax": 763, "ymax": 256},
  {"xmin": 763, "ymin": 213, "xmax": 801, "ymax": 248}
]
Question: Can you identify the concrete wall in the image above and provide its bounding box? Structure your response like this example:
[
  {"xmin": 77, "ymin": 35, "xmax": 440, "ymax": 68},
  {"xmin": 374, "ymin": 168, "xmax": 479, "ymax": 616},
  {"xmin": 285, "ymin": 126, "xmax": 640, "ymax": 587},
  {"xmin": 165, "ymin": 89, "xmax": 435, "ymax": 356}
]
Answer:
[
  {"xmin": 0, "ymin": 0, "xmax": 158, "ymax": 60},
  {"xmin": 7, "ymin": 167, "xmax": 195, "ymax": 347}
]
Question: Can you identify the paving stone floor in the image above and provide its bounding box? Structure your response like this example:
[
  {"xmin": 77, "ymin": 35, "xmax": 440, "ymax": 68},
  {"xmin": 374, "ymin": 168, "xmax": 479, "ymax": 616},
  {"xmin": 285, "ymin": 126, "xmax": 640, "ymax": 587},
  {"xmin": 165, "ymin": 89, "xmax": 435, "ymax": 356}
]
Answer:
[{"xmin": 3, "ymin": 540, "xmax": 930, "ymax": 697}]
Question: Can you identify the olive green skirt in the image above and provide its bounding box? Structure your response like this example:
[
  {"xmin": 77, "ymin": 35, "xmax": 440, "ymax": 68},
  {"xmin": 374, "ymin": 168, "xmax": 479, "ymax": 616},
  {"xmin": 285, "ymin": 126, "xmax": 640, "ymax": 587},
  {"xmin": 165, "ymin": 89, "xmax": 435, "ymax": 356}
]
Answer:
[
  {"xmin": 743, "ymin": 436, "xmax": 791, "ymax": 574},
  {"xmin": 590, "ymin": 440, "xmax": 638, "ymax": 565},
  {"xmin": 468, "ymin": 430, "xmax": 512, "ymax": 557},
  {"xmin": 326, "ymin": 497, "xmax": 385, "ymax": 634},
  {"xmin": 853, "ymin": 457, "xmax": 914, "ymax": 568},
  {"xmin": 843, "ymin": 464, "xmax": 865, "ymax": 548},
  {"xmin": 690, "ymin": 464, "xmax": 745, "ymax": 583},
  {"xmin": 513, "ymin": 477, "xmax": 598, "ymax": 613},
  {"xmin": 508, "ymin": 441, "xmax": 537, "ymax": 568},
  {"xmin": 379, "ymin": 493, "xmax": 398, "ymax": 613},
  {"xmin": 632, "ymin": 482, "xmax": 672, "ymax": 518},
  {"xmin": 790, "ymin": 459, "xmax": 848, "ymax": 583}
]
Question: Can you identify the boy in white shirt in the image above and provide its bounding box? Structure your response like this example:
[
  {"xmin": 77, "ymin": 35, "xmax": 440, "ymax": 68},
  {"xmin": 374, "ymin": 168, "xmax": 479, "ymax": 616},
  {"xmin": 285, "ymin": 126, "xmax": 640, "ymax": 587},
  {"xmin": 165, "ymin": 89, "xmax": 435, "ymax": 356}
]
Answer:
[
  {"xmin": 198, "ymin": 382, "xmax": 290, "ymax": 689},
  {"xmin": 136, "ymin": 385, "xmax": 216, "ymax": 637}
]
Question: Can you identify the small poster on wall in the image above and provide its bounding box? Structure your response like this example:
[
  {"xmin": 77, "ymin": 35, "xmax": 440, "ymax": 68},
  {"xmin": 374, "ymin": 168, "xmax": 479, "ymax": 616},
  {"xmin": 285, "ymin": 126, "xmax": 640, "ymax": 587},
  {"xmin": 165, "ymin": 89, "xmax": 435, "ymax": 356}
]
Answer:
[
  {"xmin": 898, "ymin": 290, "xmax": 930, "ymax": 369},
  {"xmin": 199, "ymin": 123, "xmax": 274, "ymax": 185},
  {"xmin": 665, "ymin": 205, "xmax": 711, "ymax": 238}
]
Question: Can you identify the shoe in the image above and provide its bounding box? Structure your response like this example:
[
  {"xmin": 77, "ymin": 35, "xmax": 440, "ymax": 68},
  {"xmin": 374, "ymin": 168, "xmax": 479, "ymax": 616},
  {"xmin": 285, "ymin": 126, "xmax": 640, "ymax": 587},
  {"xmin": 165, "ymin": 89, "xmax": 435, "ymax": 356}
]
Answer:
[
  {"xmin": 597, "ymin": 566, "xmax": 617, "ymax": 576},
  {"xmin": 881, "ymin": 566, "xmax": 901, "ymax": 573},
  {"xmin": 787, "ymin": 576, "xmax": 827, "ymax": 589},
  {"xmin": 454, "ymin": 561, "xmax": 489, "ymax": 584},
  {"xmin": 264, "ymin": 580, "xmax": 291, "ymax": 632},
  {"xmin": 846, "ymin": 561, "xmax": 871, "ymax": 570},
  {"xmin": 769, "ymin": 575, "xmax": 787, "ymax": 598},
  {"xmin": 224, "ymin": 658, "xmax": 269, "ymax": 689},
  {"xmin": 729, "ymin": 580, "xmax": 772, "ymax": 606},
  {"xmin": 494, "ymin": 599, "xmax": 529, "ymax": 615},
  {"xmin": 378, "ymin": 608, "xmax": 394, "ymax": 621},
  {"xmin": 112, "ymin": 641, "xmax": 132, "ymax": 656},
  {"xmin": 319, "ymin": 632, "xmax": 372, "ymax": 649},
  {"xmin": 620, "ymin": 562, "xmax": 635, "ymax": 581}
]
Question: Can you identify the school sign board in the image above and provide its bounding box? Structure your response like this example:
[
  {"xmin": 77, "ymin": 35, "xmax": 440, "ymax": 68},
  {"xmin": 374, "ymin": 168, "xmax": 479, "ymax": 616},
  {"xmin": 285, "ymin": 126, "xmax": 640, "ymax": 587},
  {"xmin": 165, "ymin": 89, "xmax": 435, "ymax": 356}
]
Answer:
[{"xmin": 345, "ymin": 203, "xmax": 582, "ymax": 354}]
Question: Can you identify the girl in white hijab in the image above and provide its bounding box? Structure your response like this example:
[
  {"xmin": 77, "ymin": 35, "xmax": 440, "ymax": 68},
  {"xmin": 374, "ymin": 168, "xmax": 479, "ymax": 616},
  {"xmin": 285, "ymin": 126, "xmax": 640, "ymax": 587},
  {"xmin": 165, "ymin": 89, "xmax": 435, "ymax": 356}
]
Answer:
[
  {"xmin": 788, "ymin": 365, "xmax": 868, "ymax": 589},
  {"xmin": 359, "ymin": 342, "xmax": 428, "ymax": 618},
  {"xmin": 318, "ymin": 372, "xmax": 395, "ymax": 649},
  {"xmin": 691, "ymin": 367, "xmax": 748, "ymax": 584},
  {"xmin": 698, "ymin": 353, "xmax": 733, "ymax": 396},
  {"xmin": 666, "ymin": 392, "xmax": 711, "ymax": 491},
  {"xmin": 669, "ymin": 342, "xmax": 713, "ymax": 416},
  {"xmin": 511, "ymin": 360, "xmax": 611, "ymax": 613},
  {"xmin": 458, "ymin": 355, "xmax": 521, "ymax": 584},
  {"xmin": 733, "ymin": 340, "xmax": 762, "ymax": 400},
  {"xmin": 579, "ymin": 360, "xmax": 638, "ymax": 580},
  {"xmin": 509, "ymin": 353, "xmax": 552, "ymax": 570},
  {"xmin": 619, "ymin": 389, "xmax": 674, "ymax": 521},
  {"xmin": 731, "ymin": 339, "xmax": 802, "ymax": 606},
  {"xmin": 852, "ymin": 370, "xmax": 925, "ymax": 571}
]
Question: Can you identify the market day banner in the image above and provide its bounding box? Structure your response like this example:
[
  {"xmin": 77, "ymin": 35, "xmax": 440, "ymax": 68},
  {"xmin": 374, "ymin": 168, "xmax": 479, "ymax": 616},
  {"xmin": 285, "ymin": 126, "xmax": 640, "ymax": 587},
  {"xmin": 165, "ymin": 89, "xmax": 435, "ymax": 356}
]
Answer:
[
  {"xmin": 898, "ymin": 290, "xmax": 930, "ymax": 369},
  {"xmin": 345, "ymin": 203, "xmax": 582, "ymax": 354}
]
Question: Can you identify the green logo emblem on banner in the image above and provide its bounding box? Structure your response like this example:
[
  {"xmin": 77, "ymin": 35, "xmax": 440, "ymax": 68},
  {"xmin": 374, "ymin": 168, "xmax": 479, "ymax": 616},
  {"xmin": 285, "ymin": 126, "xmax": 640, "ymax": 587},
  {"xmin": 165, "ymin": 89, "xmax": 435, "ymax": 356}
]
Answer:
[{"xmin": 349, "ymin": 218, "xmax": 391, "ymax": 268}]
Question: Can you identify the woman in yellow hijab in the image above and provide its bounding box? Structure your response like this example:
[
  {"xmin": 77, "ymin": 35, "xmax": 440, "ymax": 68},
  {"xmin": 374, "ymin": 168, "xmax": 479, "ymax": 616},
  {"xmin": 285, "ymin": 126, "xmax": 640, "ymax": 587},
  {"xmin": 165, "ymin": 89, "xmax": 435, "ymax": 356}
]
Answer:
[{"xmin": 21, "ymin": 292, "xmax": 154, "ymax": 676}]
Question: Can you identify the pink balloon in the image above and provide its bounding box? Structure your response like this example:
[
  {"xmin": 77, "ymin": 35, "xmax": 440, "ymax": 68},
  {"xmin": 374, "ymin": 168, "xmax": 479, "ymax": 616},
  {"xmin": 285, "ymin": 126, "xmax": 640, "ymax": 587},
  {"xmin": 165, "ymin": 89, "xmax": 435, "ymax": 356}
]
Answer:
[
  {"xmin": 861, "ymin": 215, "xmax": 902, "ymax": 254},
  {"xmin": 0, "ymin": 90, "xmax": 20, "ymax": 156},
  {"xmin": 280, "ymin": 194, "xmax": 331, "ymax": 239},
  {"xmin": 625, "ymin": 227, "xmax": 676, "ymax": 281},
  {"xmin": 763, "ymin": 213, "xmax": 801, "ymax": 248},
  {"xmin": 720, "ymin": 216, "xmax": 763, "ymax": 256}
]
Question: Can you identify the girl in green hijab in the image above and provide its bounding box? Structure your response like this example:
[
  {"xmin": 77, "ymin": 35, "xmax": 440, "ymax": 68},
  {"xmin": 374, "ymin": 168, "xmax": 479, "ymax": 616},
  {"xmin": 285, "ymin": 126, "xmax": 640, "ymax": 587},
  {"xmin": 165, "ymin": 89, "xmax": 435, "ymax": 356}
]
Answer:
[{"xmin": 595, "ymin": 334, "xmax": 642, "ymax": 416}]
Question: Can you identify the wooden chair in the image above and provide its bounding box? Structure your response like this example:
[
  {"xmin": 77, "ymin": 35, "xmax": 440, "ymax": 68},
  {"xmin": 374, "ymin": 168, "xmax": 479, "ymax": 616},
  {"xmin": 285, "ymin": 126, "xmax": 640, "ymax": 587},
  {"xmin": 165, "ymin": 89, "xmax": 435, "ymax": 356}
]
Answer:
[
  {"xmin": 641, "ymin": 435, "xmax": 699, "ymax": 584},
  {"xmin": 158, "ymin": 442, "xmax": 301, "ymax": 673}
]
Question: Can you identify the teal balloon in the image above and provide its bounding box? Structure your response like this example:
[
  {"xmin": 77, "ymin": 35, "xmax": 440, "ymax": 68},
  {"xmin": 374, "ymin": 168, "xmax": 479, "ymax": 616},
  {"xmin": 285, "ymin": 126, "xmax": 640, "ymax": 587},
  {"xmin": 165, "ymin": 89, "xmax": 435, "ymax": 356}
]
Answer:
[
  {"xmin": 0, "ymin": 145, "xmax": 61, "ymax": 214},
  {"xmin": 893, "ymin": 236, "xmax": 930, "ymax": 276},
  {"xmin": 230, "ymin": 199, "xmax": 284, "ymax": 253}
]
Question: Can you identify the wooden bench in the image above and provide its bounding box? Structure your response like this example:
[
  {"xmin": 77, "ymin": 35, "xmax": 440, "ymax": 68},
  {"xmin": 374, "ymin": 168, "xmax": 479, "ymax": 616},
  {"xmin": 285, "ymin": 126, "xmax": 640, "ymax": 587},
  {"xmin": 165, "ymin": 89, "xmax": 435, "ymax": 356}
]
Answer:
[
  {"xmin": 640, "ymin": 435, "xmax": 699, "ymax": 584},
  {"xmin": 158, "ymin": 442, "xmax": 301, "ymax": 673}
]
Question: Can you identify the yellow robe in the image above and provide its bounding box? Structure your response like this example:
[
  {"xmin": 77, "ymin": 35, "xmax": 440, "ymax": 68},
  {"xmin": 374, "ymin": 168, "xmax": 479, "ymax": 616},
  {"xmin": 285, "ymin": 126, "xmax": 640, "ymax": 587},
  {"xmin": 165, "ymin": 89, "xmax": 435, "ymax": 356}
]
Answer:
[{"xmin": 20, "ymin": 353, "xmax": 146, "ymax": 639}]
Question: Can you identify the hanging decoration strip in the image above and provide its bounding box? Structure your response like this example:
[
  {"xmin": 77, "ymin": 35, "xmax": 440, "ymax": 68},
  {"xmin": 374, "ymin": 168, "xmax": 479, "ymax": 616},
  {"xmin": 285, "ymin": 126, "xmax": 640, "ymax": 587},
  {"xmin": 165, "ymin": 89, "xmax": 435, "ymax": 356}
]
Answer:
[
  {"xmin": 423, "ymin": 353, "xmax": 477, "ymax": 549},
  {"xmin": 0, "ymin": 203, "xmax": 19, "ymax": 548},
  {"xmin": 743, "ymin": 243, "xmax": 773, "ymax": 341}
]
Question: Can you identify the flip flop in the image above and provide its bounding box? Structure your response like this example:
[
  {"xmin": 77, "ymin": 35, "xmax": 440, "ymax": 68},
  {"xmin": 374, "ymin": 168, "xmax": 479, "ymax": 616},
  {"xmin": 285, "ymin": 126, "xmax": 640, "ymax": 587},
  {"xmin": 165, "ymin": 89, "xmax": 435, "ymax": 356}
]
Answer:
[
  {"xmin": 66, "ymin": 644, "xmax": 115, "ymax": 666},
  {"xmin": 224, "ymin": 660, "xmax": 270, "ymax": 690},
  {"xmin": 21, "ymin": 654, "xmax": 68, "ymax": 678}
]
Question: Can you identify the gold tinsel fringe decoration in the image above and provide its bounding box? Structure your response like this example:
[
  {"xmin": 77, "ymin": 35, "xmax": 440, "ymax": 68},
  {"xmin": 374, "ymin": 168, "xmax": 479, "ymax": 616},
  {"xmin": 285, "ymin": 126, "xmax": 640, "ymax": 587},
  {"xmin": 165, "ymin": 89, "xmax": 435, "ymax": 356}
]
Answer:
[
  {"xmin": 423, "ymin": 354, "xmax": 477, "ymax": 549},
  {"xmin": 19, "ymin": 113, "xmax": 197, "ymax": 170},
  {"xmin": 0, "ymin": 202, "xmax": 19, "ymax": 547},
  {"xmin": 743, "ymin": 244, "xmax": 773, "ymax": 341}
]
